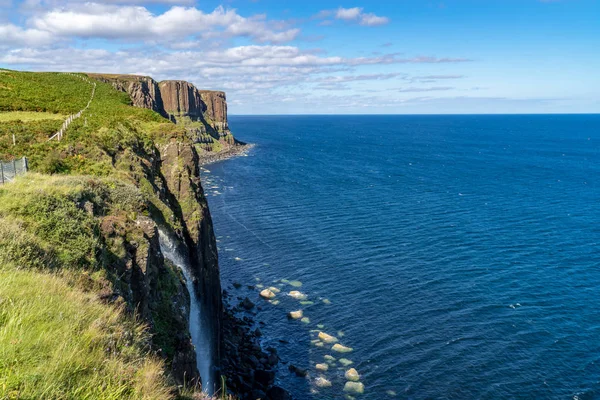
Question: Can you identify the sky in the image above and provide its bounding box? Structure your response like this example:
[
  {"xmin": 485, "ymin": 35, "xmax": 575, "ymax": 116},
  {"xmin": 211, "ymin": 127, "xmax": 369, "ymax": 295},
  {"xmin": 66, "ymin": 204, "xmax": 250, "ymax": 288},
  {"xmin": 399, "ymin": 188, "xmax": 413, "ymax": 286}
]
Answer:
[{"xmin": 1, "ymin": 0, "xmax": 599, "ymax": 114}]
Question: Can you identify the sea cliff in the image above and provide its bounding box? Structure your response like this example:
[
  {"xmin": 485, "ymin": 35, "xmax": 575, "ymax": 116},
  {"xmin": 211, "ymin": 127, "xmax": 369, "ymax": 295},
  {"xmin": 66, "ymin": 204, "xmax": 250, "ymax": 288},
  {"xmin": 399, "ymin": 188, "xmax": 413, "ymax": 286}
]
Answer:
[{"xmin": 0, "ymin": 69, "xmax": 281, "ymax": 399}]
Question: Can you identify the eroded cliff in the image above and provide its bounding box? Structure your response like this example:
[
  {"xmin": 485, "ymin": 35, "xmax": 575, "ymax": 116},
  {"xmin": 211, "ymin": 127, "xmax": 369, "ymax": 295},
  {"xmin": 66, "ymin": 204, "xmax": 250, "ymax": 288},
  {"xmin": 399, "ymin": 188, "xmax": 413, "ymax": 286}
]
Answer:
[{"xmin": 88, "ymin": 73, "xmax": 236, "ymax": 152}]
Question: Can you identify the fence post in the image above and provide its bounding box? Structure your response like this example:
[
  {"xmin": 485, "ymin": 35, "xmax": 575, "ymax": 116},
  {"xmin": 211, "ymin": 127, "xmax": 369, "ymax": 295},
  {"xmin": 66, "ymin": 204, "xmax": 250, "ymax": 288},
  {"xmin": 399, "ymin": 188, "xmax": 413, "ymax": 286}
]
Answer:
[
  {"xmin": 1, "ymin": 162, "xmax": 4, "ymax": 185},
  {"xmin": 23, "ymin": 157, "xmax": 28, "ymax": 172},
  {"xmin": 13, "ymin": 159, "xmax": 16, "ymax": 177}
]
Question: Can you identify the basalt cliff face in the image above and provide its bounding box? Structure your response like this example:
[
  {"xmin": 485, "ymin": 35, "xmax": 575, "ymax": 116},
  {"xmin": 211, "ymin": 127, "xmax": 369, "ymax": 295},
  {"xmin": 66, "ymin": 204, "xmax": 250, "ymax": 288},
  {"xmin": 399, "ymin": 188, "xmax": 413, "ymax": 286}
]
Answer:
[{"xmin": 88, "ymin": 74, "xmax": 235, "ymax": 148}]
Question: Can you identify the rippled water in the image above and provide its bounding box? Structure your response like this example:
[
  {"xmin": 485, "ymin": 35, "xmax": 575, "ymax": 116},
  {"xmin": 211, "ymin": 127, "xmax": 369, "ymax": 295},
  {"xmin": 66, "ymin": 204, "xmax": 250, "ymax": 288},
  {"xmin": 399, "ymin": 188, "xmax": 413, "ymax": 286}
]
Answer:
[{"xmin": 202, "ymin": 115, "xmax": 600, "ymax": 399}]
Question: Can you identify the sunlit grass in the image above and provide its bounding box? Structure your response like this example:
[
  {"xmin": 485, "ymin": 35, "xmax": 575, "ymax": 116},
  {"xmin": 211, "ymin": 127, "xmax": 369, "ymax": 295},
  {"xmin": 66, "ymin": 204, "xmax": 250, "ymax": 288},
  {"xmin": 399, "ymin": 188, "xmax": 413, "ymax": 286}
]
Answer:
[
  {"xmin": 0, "ymin": 266, "xmax": 175, "ymax": 400},
  {"xmin": 0, "ymin": 111, "xmax": 66, "ymax": 122}
]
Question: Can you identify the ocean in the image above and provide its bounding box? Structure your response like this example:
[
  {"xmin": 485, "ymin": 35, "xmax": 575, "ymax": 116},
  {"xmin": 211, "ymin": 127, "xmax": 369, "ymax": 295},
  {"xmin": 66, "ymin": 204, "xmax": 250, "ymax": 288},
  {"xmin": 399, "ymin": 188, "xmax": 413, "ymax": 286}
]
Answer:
[{"xmin": 201, "ymin": 115, "xmax": 600, "ymax": 399}]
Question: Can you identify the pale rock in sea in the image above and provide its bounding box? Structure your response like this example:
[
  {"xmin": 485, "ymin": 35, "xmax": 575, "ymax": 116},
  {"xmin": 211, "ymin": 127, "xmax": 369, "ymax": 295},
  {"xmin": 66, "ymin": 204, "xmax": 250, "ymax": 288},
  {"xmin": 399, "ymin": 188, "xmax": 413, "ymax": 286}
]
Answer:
[
  {"xmin": 260, "ymin": 289, "xmax": 276, "ymax": 299},
  {"xmin": 301, "ymin": 317, "xmax": 311, "ymax": 324},
  {"xmin": 343, "ymin": 381, "xmax": 365, "ymax": 395},
  {"xmin": 345, "ymin": 368, "xmax": 360, "ymax": 382},
  {"xmin": 332, "ymin": 343, "xmax": 353, "ymax": 353},
  {"xmin": 314, "ymin": 376, "xmax": 332, "ymax": 388},
  {"xmin": 288, "ymin": 310, "xmax": 303, "ymax": 319},
  {"xmin": 318, "ymin": 331, "xmax": 338, "ymax": 344},
  {"xmin": 289, "ymin": 280, "xmax": 303, "ymax": 287},
  {"xmin": 315, "ymin": 363, "xmax": 329, "ymax": 372},
  {"xmin": 289, "ymin": 291, "xmax": 307, "ymax": 300},
  {"xmin": 324, "ymin": 355, "xmax": 336, "ymax": 363},
  {"xmin": 339, "ymin": 358, "xmax": 353, "ymax": 367},
  {"xmin": 322, "ymin": 298, "xmax": 332, "ymax": 305},
  {"xmin": 268, "ymin": 286, "xmax": 281, "ymax": 293},
  {"xmin": 386, "ymin": 390, "xmax": 397, "ymax": 396}
]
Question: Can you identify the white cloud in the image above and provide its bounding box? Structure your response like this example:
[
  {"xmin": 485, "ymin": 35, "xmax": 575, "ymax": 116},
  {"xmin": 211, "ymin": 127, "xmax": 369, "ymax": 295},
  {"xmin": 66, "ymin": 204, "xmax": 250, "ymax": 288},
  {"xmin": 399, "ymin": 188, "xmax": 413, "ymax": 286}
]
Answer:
[
  {"xmin": 317, "ymin": 7, "xmax": 390, "ymax": 27},
  {"xmin": 359, "ymin": 13, "xmax": 390, "ymax": 27},
  {"xmin": 29, "ymin": 4, "xmax": 299, "ymax": 44},
  {"xmin": 0, "ymin": 24, "xmax": 54, "ymax": 47},
  {"xmin": 335, "ymin": 7, "xmax": 363, "ymax": 21}
]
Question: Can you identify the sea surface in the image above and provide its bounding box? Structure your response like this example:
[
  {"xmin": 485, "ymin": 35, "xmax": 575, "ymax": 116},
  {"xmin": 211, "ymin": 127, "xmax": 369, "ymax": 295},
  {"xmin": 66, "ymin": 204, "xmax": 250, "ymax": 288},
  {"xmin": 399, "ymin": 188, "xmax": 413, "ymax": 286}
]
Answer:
[{"xmin": 201, "ymin": 115, "xmax": 600, "ymax": 400}]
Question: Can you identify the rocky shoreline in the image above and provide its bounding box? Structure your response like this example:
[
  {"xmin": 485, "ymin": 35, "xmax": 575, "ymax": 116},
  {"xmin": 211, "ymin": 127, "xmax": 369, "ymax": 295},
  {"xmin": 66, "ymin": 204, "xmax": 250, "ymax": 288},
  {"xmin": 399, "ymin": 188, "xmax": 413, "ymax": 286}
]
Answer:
[
  {"xmin": 220, "ymin": 288, "xmax": 293, "ymax": 400},
  {"xmin": 198, "ymin": 143, "xmax": 255, "ymax": 166}
]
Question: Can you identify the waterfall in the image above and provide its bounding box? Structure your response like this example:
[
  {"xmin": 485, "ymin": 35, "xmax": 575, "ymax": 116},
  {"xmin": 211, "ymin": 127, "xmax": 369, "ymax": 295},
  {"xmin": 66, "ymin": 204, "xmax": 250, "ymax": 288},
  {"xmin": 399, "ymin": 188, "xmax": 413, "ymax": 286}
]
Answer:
[{"xmin": 158, "ymin": 230, "xmax": 214, "ymax": 394}]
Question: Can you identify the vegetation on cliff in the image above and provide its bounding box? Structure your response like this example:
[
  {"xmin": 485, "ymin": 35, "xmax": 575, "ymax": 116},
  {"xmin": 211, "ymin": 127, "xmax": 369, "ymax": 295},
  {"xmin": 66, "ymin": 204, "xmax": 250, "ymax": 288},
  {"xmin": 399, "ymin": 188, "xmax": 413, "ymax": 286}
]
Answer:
[{"xmin": 0, "ymin": 70, "xmax": 227, "ymax": 399}]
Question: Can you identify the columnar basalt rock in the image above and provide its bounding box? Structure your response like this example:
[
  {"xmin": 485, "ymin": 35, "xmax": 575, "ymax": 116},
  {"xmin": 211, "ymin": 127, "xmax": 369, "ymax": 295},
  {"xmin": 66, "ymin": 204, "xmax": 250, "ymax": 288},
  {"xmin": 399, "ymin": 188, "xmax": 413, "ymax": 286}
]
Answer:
[
  {"xmin": 159, "ymin": 80, "xmax": 205, "ymax": 122},
  {"xmin": 87, "ymin": 74, "xmax": 166, "ymax": 117},
  {"xmin": 199, "ymin": 90, "xmax": 229, "ymax": 134}
]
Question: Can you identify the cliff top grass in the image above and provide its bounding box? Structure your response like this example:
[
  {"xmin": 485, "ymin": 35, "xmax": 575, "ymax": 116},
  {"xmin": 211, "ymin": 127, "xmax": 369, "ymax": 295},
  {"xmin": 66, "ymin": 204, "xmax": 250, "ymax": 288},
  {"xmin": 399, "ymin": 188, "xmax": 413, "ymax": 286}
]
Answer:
[
  {"xmin": 0, "ymin": 69, "xmax": 183, "ymax": 175},
  {"xmin": 0, "ymin": 266, "xmax": 174, "ymax": 400}
]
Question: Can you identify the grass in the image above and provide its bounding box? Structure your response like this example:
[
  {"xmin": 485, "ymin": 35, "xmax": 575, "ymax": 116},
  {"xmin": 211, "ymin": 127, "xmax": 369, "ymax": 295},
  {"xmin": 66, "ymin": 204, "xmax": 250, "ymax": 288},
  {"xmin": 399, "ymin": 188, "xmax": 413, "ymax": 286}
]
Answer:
[
  {"xmin": 0, "ymin": 111, "xmax": 66, "ymax": 121},
  {"xmin": 0, "ymin": 266, "xmax": 174, "ymax": 400},
  {"xmin": 0, "ymin": 70, "xmax": 237, "ymax": 400}
]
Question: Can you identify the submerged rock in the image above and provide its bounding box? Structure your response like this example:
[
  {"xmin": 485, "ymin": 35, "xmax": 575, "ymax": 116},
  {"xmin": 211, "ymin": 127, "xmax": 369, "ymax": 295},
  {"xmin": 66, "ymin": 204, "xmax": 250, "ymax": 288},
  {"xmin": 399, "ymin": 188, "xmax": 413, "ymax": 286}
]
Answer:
[
  {"xmin": 332, "ymin": 344, "xmax": 353, "ymax": 353},
  {"xmin": 242, "ymin": 297, "xmax": 255, "ymax": 310},
  {"xmin": 324, "ymin": 355, "xmax": 336, "ymax": 362},
  {"xmin": 288, "ymin": 291, "xmax": 307, "ymax": 300},
  {"xmin": 343, "ymin": 381, "xmax": 364, "ymax": 395},
  {"xmin": 301, "ymin": 317, "xmax": 311, "ymax": 324},
  {"xmin": 315, "ymin": 363, "xmax": 329, "ymax": 372},
  {"xmin": 318, "ymin": 332, "xmax": 338, "ymax": 344},
  {"xmin": 289, "ymin": 365, "xmax": 308, "ymax": 377},
  {"xmin": 345, "ymin": 368, "xmax": 360, "ymax": 382},
  {"xmin": 314, "ymin": 376, "xmax": 332, "ymax": 388},
  {"xmin": 288, "ymin": 310, "xmax": 303, "ymax": 320},
  {"xmin": 260, "ymin": 289, "xmax": 276, "ymax": 299},
  {"xmin": 268, "ymin": 286, "xmax": 281, "ymax": 294},
  {"xmin": 339, "ymin": 358, "xmax": 353, "ymax": 367},
  {"xmin": 289, "ymin": 280, "xmax": 303, "ymax": 287},
  {"xmin": 267, "ymin": 386, "xmax": 292, "ymax": 400}
]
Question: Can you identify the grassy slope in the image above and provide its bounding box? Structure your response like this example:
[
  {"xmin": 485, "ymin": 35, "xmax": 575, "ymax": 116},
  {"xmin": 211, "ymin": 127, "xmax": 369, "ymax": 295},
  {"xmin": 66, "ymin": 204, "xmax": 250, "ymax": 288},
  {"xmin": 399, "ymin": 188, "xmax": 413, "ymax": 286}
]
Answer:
[
  {"xmin": 0, "ymin": 175, "xmax": 177, "ymax": 399},
  {"xmin": 0, "ymin": 72, "xmax": 231, "ymax": 399},
  {"xmin": 0, "ymin": 268, "xmax": 172, "ymax": 400}
]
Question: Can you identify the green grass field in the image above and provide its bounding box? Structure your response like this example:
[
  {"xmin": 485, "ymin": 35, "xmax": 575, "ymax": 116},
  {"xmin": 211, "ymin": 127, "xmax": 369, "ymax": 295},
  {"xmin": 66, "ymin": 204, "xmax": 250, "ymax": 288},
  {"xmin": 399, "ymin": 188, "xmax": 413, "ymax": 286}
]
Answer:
[{"xmin": 0, "ymin": 111, "xmax": 66, "ymax": 121}]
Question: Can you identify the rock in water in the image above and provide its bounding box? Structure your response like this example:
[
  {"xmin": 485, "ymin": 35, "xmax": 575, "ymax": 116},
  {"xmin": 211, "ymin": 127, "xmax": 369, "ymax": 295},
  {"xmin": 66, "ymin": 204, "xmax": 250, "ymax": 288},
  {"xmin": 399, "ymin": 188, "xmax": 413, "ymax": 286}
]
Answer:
[
  {"xmin": 289, "ymin": 280, "xmax": 303, "ymax": 287},
  {"xmin": 314, "ymin": 376, "xmax": 332, "ymax": 388},
  {"xmin": 289, "ymin": 365, "xmax": 308, "ymax": 377},
  {"xmin": 268, "ymin": 286, "xmax": 281, "ymax": 294},
  {"xmin": 260, "ymin": 289, "xmax": 276, "ymax": 299},
  {"xmin": 343, "ymin": 381, "xmax": 365, "ymax": 395},
  {"xmin": 332, "ymin": 344, "xmax": 353, "ymax": 353},
  {"xmin": 301, "ymin": 317, "xmax": 311, "ymax": 324},
  {"xmin": 339, "ymin": 358, "xmax": 353, "ymax": 366},
  {"xmin": 242, "ymin": 297, "xmax": 255, "ymax": 310},
  {"xmin": 288, "ymin": 291, "xmax": 307, "ymax": 300},
  {"xmin": 315, "ymin": 363, "xmax": 329, "ymax": 372},
  {"xmin": 318, "ymin": 331, "xmax": 338, "ymax": 344},
  {"xmin": 345, "ymin": 368, "xmax": 360, "ymax": 382},
  {"xmin": 324, "ymin": 355, "xmax": 336, "ymax": 362},
  {"xmin": 288, "ymin": 310, "xmax": 303, "ymax": 319}
]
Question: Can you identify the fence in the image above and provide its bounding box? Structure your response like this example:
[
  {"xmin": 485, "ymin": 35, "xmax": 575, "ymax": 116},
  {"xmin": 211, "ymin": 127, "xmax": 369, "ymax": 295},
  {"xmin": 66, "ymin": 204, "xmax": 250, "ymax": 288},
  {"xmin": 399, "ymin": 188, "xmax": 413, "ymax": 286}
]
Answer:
[
  {"xmin": 48, "ymin": 73, "xmax": 97, "ymax": 142},
  {"xmin": 0, "ymin": 157, "xmax": 28, "ymax": 185}
]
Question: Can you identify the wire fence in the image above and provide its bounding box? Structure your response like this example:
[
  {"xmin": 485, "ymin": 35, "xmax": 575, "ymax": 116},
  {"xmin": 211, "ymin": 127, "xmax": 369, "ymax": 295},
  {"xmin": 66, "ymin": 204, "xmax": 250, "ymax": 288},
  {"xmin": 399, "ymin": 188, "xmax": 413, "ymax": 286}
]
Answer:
[{"xmin": 0, "ymin": 157, "xmax": 28, "ymax": 185}]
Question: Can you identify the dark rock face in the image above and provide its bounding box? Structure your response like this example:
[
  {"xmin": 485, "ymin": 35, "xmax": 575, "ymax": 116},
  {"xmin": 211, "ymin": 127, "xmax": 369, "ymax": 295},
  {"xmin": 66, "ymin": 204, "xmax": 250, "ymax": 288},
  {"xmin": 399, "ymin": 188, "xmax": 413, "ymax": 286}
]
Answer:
[
  {"xmin": 87, "ymin": 74, "xmax": 167, "ymax": 117},
  {"xmin": 199, "ymin": 90, "xmax": 229, "ymax": 133},
  {"xmin": 159, "ymin": 80, "xmax": 205, "ymax": 121},
  {"xmin": 98, "ymin": 210, "xmax": 199, "ymax": 385},
  {"xmin": 159, "ymin": 139, "xmax": 223, "ymax": 383}
]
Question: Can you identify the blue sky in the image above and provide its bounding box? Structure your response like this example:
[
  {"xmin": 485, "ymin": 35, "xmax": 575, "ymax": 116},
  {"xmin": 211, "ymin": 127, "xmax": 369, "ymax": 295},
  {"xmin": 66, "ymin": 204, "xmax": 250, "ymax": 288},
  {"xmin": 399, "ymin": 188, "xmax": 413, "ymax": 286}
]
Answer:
[{"xmin": 1, "ymin": 0, "xmax": 598, "ymax": 114}]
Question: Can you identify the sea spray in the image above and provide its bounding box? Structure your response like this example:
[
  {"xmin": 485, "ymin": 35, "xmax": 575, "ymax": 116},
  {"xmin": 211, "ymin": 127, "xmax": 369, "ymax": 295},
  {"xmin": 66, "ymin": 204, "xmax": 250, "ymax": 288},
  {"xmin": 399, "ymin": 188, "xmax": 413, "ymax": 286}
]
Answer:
[{"xmin": 158, "ymin": 230, "xmax": 214, "ymax": 394}]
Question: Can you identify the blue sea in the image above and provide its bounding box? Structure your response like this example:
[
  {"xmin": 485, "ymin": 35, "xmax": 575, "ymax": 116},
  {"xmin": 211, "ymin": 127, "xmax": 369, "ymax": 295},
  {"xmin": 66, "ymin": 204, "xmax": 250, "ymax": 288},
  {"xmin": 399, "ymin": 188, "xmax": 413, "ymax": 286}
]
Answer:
[{"xmin": 201, "ymin": 115, "xmax": 600, "ymax": 399}]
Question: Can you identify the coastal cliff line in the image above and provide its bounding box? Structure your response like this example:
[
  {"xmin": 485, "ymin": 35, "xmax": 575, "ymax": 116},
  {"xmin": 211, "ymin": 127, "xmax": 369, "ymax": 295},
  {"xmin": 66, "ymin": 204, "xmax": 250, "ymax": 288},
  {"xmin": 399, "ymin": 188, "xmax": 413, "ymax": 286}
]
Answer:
[{"xmin": 0, "ymin": 69, "xmax": 273, "ymax": 399}]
